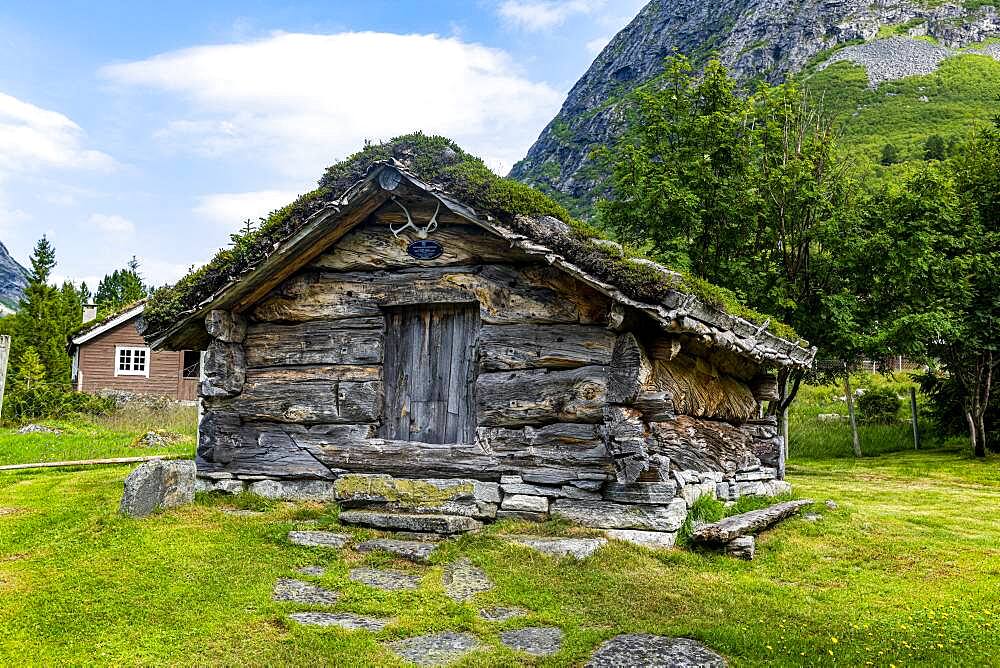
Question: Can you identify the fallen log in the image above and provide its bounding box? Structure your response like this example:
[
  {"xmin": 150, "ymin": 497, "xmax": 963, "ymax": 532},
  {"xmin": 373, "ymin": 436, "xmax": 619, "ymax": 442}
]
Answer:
[
  {"xmin": 691, "ymin": 499, "xmax": 813, "ymax": 544},
  {"xmin": 0, "ymin": 455, "xmax": 186, "ymax": 472}
]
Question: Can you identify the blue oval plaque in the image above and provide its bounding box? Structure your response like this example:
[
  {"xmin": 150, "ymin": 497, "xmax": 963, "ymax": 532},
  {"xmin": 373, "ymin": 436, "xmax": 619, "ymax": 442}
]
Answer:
[{"xmin": 407, "ymin": 239, "xmax": 444, "ymax": 260}]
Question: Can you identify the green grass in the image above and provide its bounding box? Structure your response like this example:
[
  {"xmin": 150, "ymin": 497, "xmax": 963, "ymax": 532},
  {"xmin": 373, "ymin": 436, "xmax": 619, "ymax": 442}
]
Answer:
[
  {"xmin": 1, "ymin": 449, "xmax": 997, "ymax": 666},
  {"xmin": 788, "ymin": 373, "xmax": 966, "ymax": 461},
  {"xmin": 805, "ymin": 54, "xmax": 1000, "ymax": 166},
  {"xmin": 0, "ymin": 404, "xmax": 196, "ymax": 467}
]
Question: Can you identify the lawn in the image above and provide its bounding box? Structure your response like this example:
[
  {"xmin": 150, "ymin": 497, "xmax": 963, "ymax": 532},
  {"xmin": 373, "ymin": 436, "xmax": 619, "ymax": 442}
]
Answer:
[
  {"xmin": 1, "ymin": 452, "xmax": 997, "ymax": 664},
  {"xmin": 0, "ymin": 403, "xmax": 196, "ymax": 467}
]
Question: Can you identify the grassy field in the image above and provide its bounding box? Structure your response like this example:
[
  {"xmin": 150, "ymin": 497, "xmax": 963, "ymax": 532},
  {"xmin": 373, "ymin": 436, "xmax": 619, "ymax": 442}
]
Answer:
[
  {"xmin": 1, "ymin": 389, "xmax": 998, "ymax": 666},
  {"xmin": 0, "ymin": 404, "xmax": 196, "ymax": 467}
]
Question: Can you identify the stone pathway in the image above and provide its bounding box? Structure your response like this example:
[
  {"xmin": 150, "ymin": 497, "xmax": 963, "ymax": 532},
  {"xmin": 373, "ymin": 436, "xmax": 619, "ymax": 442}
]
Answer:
[
  {"xmin": 272, "ymin": 578, "xmax": 339, "ymax": 605},
  {"xmin": 507, "ymin": 535, "xmax": 607, "ymax": 559},
  {"xmin": 586, "ymin": 634, "xmax": 727, "ymax": 668},
  {"xmin": 500, "ymin": 627, "xmax": 564, "ymax": 656},
  {"xmin": 386, "ymin": 632, "xmax": 481, "ymax": 667},
  {"xmin": 442, "ymin": 558, "xmax": 493, "ymax": 601},
  {"xmin": 295, "ymin": 565, "xmax": 327, "ymax": 577},
  {"xmin": 289, "ymin": 530, "xmax": 351, "ymax": 548},
  {"xmin": 356, "ymin": 538, "xmax": 438, "ymax": 563},
  {"xmin": 478, "ymin": 606, "xmax": 528, "ymax": 622},
  {"xmin": 350, "ymin": 567, "xmax": 422, "ymax": 591},
  {"xmin": 289, "ymin": 612, "xmax": 390, "ymax": 631}
]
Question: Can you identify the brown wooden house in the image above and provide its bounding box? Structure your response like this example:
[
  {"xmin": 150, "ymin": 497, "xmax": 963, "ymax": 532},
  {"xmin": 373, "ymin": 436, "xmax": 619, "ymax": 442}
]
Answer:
[
  {"xmin": 70, "ymin": 303, "xmax": 200, "ymax": 402},
  {"xmin": 144, "ymin": 143, "xmax": 816, "ymax": 544}
]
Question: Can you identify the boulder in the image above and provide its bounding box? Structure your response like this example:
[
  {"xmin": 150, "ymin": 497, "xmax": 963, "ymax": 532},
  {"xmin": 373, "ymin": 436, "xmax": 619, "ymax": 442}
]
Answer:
[
  {"xmin": 120, "ymin": 459, "xmax": 196, "ymax": 518},
  {"xmin": 17, "ymin": 424, "xmax": 62, "ymax": 435}
]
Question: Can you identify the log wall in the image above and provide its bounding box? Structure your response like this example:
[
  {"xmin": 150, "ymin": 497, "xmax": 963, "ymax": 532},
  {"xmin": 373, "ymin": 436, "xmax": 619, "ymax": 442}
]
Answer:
[{"xmin": 196, "ymin": 214, "xmax": 788, "ymax": 537}]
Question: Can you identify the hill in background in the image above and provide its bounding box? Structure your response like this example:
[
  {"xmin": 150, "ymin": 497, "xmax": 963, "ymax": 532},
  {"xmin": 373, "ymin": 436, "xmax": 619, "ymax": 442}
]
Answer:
[{"xmin": 511, "ymin": 0, "xmax": 1000, "ymax": 216}]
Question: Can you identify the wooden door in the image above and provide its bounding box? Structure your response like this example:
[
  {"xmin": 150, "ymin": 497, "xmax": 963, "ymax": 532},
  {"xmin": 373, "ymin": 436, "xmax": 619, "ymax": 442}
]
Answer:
[{"xmin": 382, "ymin": 303, "xmax": 479, "ymax": 444}]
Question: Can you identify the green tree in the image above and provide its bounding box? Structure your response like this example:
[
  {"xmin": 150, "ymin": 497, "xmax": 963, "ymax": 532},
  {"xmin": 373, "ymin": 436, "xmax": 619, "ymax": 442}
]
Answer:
[
  {"xmin": 95, "ymin": 257, "xmax": 147, "ymax": 315},
  {"xmin": 11, "ymin": 237, "xmax": 72, "ymax": 388},
  {"xmin": 923, "ymin": 134, "xmax": 946, "ymax": 161},
  {"xmin": 880, "ymin": 143, "xmax": 901, "ymax": 166},
  {"xmin": 11, "ymin": 347, "xmax": 46, "ymax": 392},
  {"xmin": 597, "ymin": 56, "xmax": 862, "ymax": 447}
]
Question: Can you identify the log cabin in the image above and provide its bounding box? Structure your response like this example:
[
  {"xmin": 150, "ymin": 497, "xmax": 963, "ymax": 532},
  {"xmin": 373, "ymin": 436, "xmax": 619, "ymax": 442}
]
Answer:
[
  {"xmin": 70, "ymin": 302, "xmax": 200, "ymax": 402},
  {"xmin": 142, "ymin": 136, "xmax": 816, "ymax": 543}
]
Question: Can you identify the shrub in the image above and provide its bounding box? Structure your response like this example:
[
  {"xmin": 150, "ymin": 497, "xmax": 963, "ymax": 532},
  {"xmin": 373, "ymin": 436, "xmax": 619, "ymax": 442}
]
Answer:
[
  {"xmin": 857, "ymin": 387, "xmax": 902, "ymax": 424},
  {"xmin": 4, "ymin": 387, "xmax": 115, "ymax": 424}
]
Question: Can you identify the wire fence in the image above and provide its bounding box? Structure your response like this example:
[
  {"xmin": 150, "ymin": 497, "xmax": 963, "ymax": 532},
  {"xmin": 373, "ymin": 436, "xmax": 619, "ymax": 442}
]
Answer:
[{"xmin": 811, "ymin": 356, "xmax": 928, "ymax": 375}]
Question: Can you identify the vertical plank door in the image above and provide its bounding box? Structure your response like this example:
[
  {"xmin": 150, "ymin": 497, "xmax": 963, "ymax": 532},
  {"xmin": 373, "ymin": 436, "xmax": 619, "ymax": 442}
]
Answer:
[{"xmin": 381, "ymin": 303, "xmax": 479, "ymax": 444}]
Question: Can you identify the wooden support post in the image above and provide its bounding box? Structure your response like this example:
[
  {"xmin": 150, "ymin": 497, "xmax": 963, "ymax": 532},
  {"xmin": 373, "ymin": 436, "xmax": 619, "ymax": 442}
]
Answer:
[
  {"xmin": 0, "ymin": 335, "xmax": 9, "ymax": 419},
  {"xmin": 844, "ymin": 373, "xmax": 862, "ymax": 458},
  {"xmin": 910, "ymin": 386, "xmax": 921, "ymax": 450}
]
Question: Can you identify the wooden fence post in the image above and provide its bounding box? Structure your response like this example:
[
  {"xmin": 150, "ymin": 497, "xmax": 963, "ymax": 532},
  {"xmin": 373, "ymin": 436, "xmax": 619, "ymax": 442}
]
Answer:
[
  {"xmin": 0, "ymin": 335, "xmax": 10, "ymax": 419},
  {"xmin": 910, "ymin": 386, "xmax": 921, "ymax": 450}
]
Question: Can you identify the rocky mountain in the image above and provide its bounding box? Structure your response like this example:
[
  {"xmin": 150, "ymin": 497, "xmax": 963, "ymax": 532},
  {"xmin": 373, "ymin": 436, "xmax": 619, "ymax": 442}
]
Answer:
[
  {"xmin": 511, "ymin": 0, "xmax": 1000, "ymax": 216},
  {"xmin": 0, "ymin": 242, "xmax": 28, "ymax": 313}
]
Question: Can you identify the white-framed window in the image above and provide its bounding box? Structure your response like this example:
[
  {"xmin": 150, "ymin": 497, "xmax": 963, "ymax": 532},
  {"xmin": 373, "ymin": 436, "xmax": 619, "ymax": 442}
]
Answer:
[{"xmin": 115, "ymin": 345, "xmax": 150, "ymax": 377}]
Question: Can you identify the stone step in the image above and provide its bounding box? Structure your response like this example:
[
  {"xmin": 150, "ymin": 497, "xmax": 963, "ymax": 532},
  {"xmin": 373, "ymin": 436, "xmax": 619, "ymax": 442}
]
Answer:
[
  {"xmin": 386, "ymin": 632, "xmax": 481, "ymax": 667},
  {"xmin": 500, "ymin": 627, "xmax": 564, "ymax": 657},
  {"xmin": 288, "ymin": 530, "xmax": 351, "ymax": 548},
  {"xmin": 478, "ymin": 606, "xmax": 528, "ymax": 622},
  {"xmin": 339, "ymin": 510, "xmax": 482, "ymax": 535},
  {"xmin": 272, "ymin": 578, "xmax": 339, "ymax": 605},
  {"xmin": 586, "ymin": 635, "xmax": 726, "ymax": 668},
  {"xmin": 349, "ymin": 567, "xmax": 422, "ymax": 591},
  {"xmin": 442, "ymin": 558, "xmax": 493, "ymax": 601},
  {"xmin": 355, "ymin": 538, "xmax": 439, "ymax": 563},
  {"xmin": 288, "ymin": 611, "xmax": 390, "ymax": 631}
]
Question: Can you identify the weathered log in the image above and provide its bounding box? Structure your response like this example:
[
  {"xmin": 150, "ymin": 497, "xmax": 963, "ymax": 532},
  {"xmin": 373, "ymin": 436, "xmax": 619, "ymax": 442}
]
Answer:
[
  {"xmin": 750, "ymin": 373, "xmax": 780, "ymax": 402},
  {"xmin": 200, "ymin": 340, "xmax": 246, "ymax": 398},
  {"xmin": 246, "ymin": 365, "xmax": 382, "ymax": 383},
  {"xmin": 235, "ymin": 373, "xmax": 382, "ymax": 424},
  {"xmin": 603, "ymin": 406, "xmax": 649, "ymax": 484},
  {"xmin": 479, "ymin": 324, "xmax": 616, "ymax": 371},
  {"xmin": 252, "ymin": 264, "xmax": 610, "ymax": 325},
  {"xmin": 196, "ymin": 422, "xmax": 337, "ymax": 480},
  {"xmin": 244, "ymin": 318, "xmax": 383, "ymax": 368},
  {"xmin": 691, "ymin": 499, "xmax": 813, "ymax": 543},
  {"xmin": 205, "ymin": 310, "xmax": 247, "ymax": 343},
  {"xmin": 313, "ymin": 220, "xmax": 523, "ymax": 271},
  {"xmin": 197, "ymin": 409, "xmax": 241, "ymax": 464},
  {"xmin": 648, "ymin": 351, "xmax": 757, "ymax": 423},
  {"xmin": 632, "ymin": 391, "xmax": 676, "ymax": 422},
  {"xmin": 266, "ymin": 422, "xmax": 612, "ymax": 482},
  {"xmin": 647, "ymin": 416, "xmax": 762, "ymax": 474},
  {"xmin": 608, "ymin": 332, "xmax": 652, "ymax": 404},
  {"xmin": 476, "ymin": 366, "xmax": 607, "ymax": 427}
]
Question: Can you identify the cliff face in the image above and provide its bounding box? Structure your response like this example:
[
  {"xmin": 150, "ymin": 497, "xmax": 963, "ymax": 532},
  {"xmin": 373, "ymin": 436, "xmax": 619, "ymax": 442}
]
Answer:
[
  {"xmin": 0, "ymin": 242, "xmax": 28, "ymax": 312},
  {"xmin": 510, "ymin": 0, "xmax": 1000, "ymax": 215}
]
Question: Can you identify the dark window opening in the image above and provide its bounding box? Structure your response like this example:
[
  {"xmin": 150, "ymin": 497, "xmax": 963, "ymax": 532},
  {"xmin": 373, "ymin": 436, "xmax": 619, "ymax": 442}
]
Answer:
[
  {"xmin": 381, "ymin": 303, "xmax": 480, "ymax": 444},
  {"xmin": 182, "ymin": 350, "xmax": 201, "ymax": 379}
]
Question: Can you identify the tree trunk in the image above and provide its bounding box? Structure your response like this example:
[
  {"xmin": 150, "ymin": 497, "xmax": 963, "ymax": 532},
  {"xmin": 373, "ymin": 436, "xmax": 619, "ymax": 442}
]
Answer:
[
  {"xmin": 976, "ymin": 412, "xmax": 988, "ymax": 458},
  {"xmin": 966, "ymin": 411, "xmax": 983, "ymax": 458},
  {"xmin": 780, "ymin": 406, "xmax": 789, "ymax": 480},
  {"xmin": 844, "ymin": 375, "xmax": 862, "ymax": 458}
]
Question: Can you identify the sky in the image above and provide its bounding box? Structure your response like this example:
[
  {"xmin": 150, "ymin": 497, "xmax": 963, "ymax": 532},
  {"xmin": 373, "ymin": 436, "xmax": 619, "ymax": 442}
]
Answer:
[{"xmin": 0, "ymin": 0, "xmax": 646, "ymax": 289}]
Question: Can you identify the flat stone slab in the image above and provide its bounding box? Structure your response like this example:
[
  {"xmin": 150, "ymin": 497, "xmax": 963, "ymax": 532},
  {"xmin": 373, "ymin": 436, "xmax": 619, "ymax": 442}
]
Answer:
[
  {"xmin": 606, "ymin": 529, "xmax": 677, "ymax": 550},
  {"xmin": 288, "ymin": 611, "xmax": 390, "ymax": 631},
  {"xmin": 272, "ymin": 578, "xmax": 339, "ymax": 605},
  {"xmin": 442, "ymin": 557, "xmax": 493, "ymax": 601},
  {"xmin": 340, "ymin": 510, "xmax": 482, "ymax": 535},
  {"xmin": 508, "ymin": 535, "xmax": 607, "ymax": 559},
  {"xmin": 586, "ymin": 634, "xmax": 727, "ymax": 667},
  {"xmin": 692, "ymin": 499, "xmax": 813, "ymax": 544},
  {"xmin": 356, "ymin": 538, "xmax": 438, "ymax": 563},
  {"xmin": 295, "ymin": 565, "xmax": 327, "ymax": 577},
  {"xmin": 349, "ymin": 567, "xmax": 422, "ymax": 591},
  {"xmin": 289, "ymin": 531, "xmax": 351, "ymax": 549},
  {"xmin": 220, "ymin": 508, "xmax": 263, "ymax": 517},
  {"xmin": 478, "ymin": 606, "xmax": 529, "ymax": 622},
  {"xmin": 500, "ymin": 627, "xmax": 564, "ymax": 656},
  {"xmin": 386, "ymin": 631, "xmax": 481, "ymax": 667}
]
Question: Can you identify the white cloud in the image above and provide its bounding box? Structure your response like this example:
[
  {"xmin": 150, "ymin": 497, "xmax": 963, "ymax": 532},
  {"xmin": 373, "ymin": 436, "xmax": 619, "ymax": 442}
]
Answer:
[
  {"xmin": 498, "ymin": 0, "xmax": 604, "ymax": 31},
  {"xmin": 0, "ymin": 92, "xmax": 114, "ymax": 173},
  {"xmin": 194, "ymin": 189, "xmax": 300, "ymax": 228},
  {"xmin": 139, "ymin": 257, "xmax": 198, "ymax": 287},
  {"xmin": 88, "ymin": 213, "xmax": 136, "ymax": 235},
  {"xmin": 100, "ymin": 31, "xmax": 564, "ymax": 177}
]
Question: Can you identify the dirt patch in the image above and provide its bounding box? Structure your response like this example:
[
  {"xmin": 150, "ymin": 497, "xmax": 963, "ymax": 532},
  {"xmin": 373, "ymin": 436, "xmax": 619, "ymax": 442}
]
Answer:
[{"xmin": 0, "ymin": 507, "xmax": 24, "ymax": 517}]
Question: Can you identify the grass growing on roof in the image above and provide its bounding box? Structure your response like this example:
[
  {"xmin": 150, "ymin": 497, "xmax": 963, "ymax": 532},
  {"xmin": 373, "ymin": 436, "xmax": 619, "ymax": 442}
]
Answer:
[{"xmin": 142, "ymin": 132, "xmax": 800, "ymax": 343}]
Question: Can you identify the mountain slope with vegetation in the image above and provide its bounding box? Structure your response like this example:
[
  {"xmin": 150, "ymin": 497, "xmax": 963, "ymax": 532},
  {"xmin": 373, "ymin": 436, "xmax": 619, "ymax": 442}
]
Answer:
[
  {"xmin": 510, "ymin": 0, "xmax": 1000, "ymax": 215},
  {"xmin": 0, "ymin": 242, "xmax": 28, "ymax": 312}
]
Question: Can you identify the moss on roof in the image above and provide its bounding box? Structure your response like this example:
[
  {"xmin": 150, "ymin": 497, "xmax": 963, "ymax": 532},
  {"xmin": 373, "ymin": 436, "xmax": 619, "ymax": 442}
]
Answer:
[{"xmin": 143, "ymin": 132, "xmax": 799, "ymax": 343}]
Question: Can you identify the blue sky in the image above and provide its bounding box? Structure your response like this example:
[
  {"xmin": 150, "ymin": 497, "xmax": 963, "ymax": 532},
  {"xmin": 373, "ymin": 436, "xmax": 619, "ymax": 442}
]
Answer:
[{"xmin": 0, "ymin": 0, "xmax": 646, "ymax": 288}]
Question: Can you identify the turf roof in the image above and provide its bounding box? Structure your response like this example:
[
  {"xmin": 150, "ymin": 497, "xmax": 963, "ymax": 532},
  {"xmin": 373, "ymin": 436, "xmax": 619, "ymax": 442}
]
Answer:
[{"xmin": 142, "ymin": 132, "xmax": 801, "ymax": 344}]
